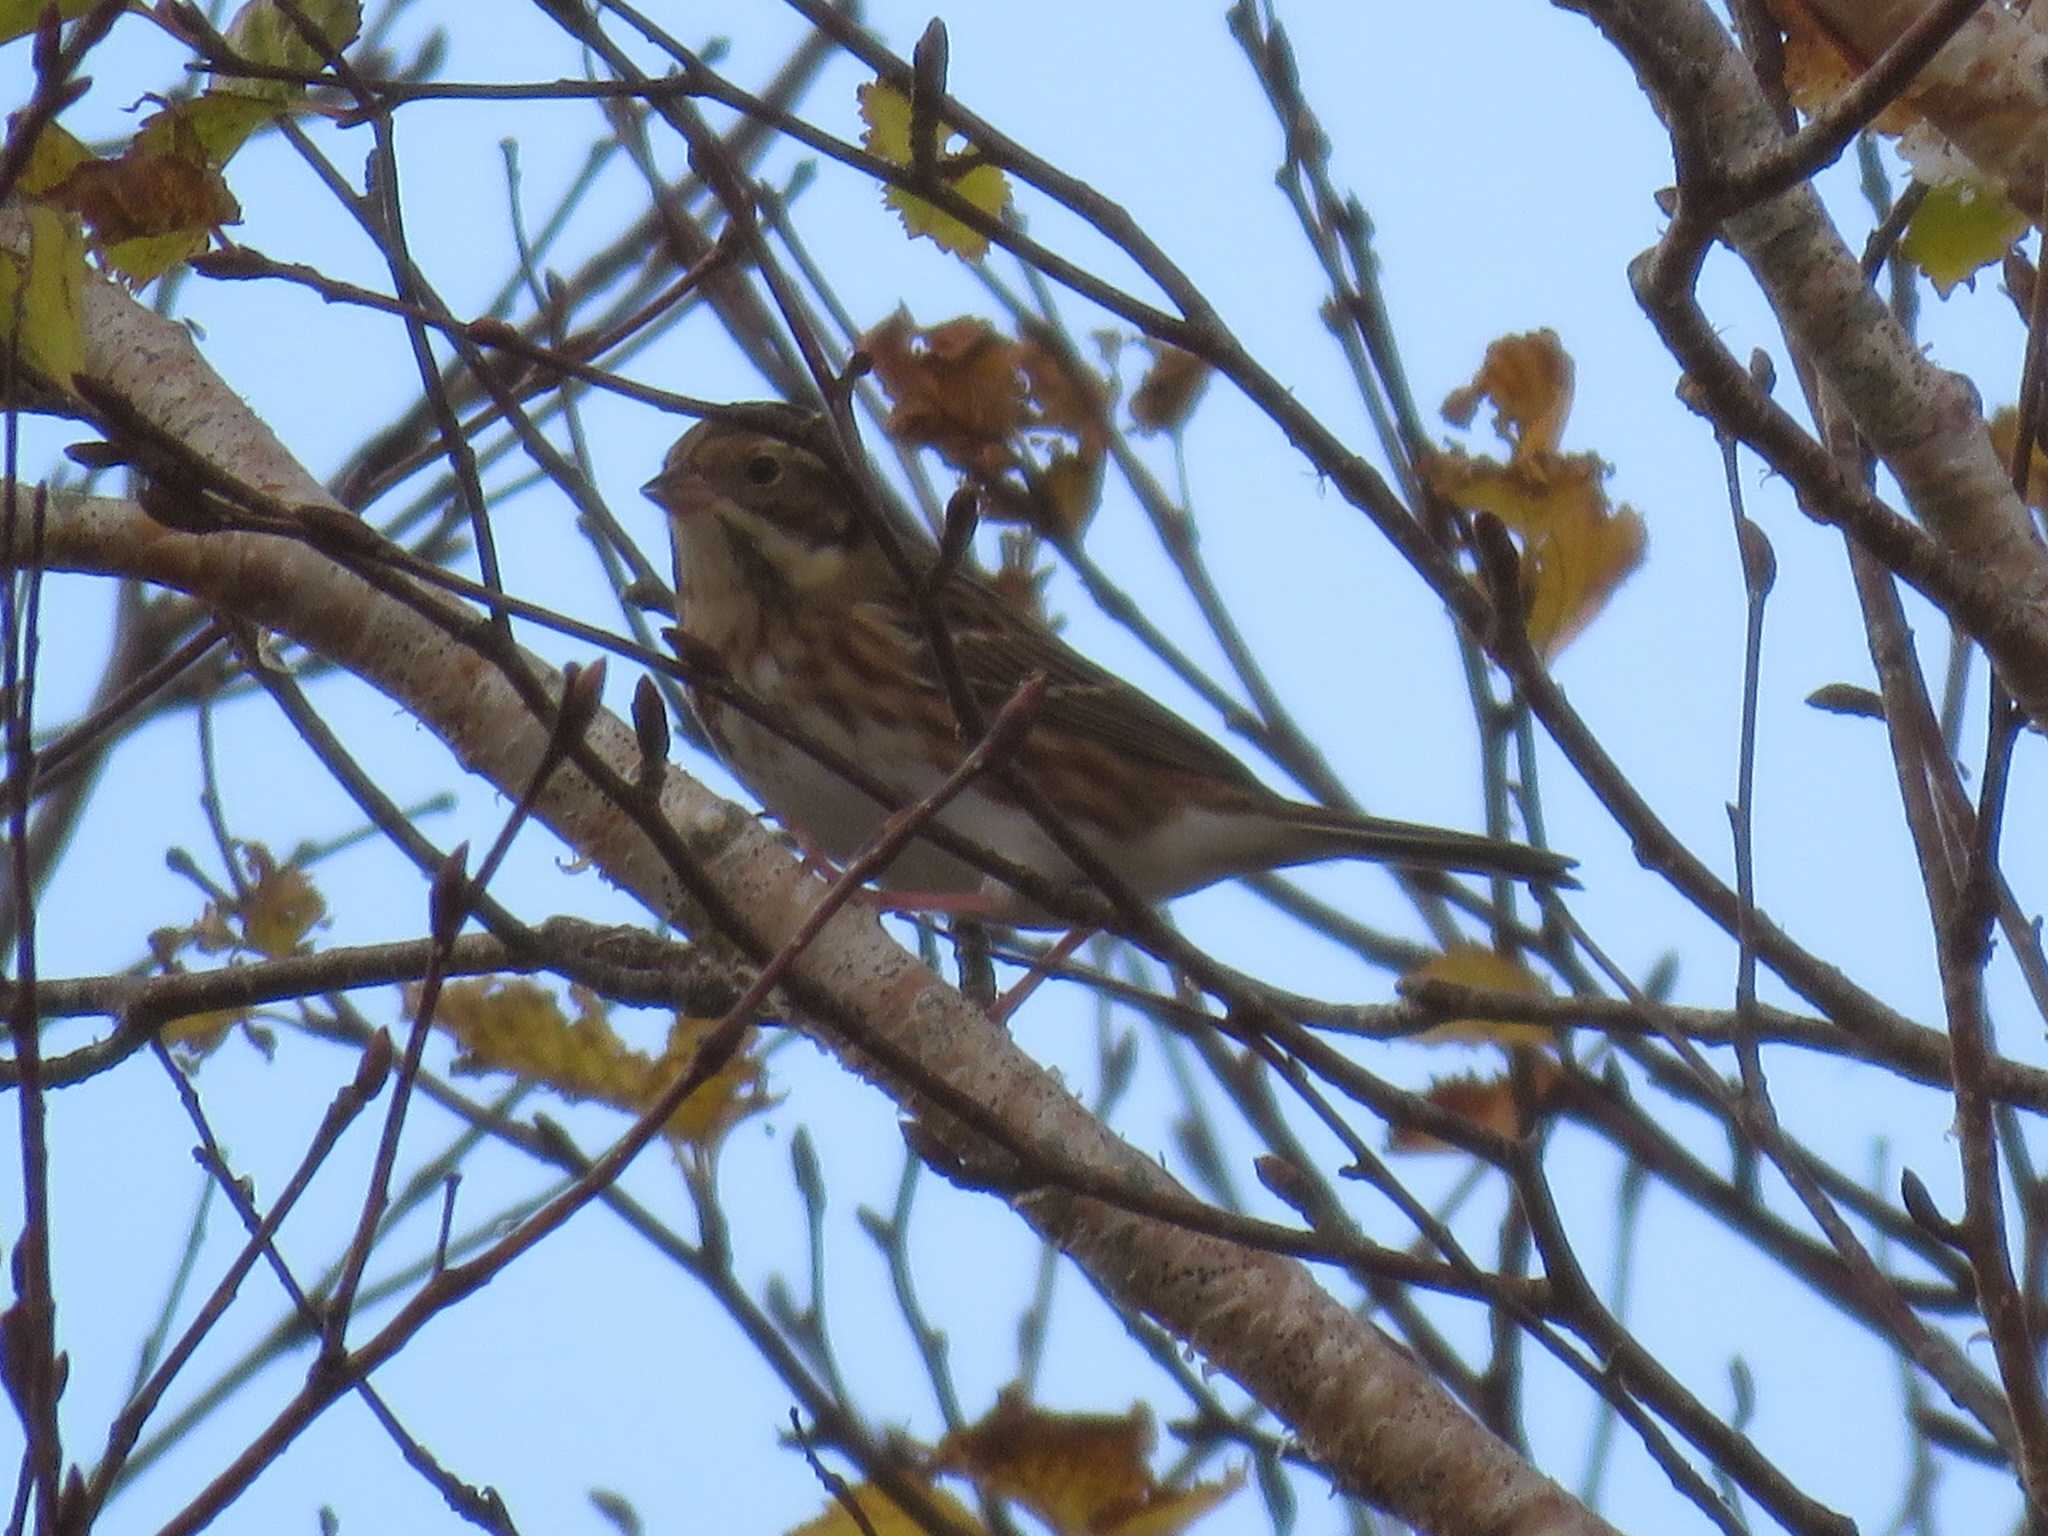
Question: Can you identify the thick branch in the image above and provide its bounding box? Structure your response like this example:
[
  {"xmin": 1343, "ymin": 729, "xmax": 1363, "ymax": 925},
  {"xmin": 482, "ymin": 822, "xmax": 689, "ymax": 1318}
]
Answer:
[{"xmin": 1576, "ymin": 0, "xmax": 2048, "ymax": 724}]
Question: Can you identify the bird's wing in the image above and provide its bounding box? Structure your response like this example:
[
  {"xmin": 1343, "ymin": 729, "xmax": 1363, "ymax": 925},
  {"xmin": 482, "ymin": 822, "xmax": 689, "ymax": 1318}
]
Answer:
[{"xmin": 907, "ymin": 570, "xmax": 1268, "ymax": 790}]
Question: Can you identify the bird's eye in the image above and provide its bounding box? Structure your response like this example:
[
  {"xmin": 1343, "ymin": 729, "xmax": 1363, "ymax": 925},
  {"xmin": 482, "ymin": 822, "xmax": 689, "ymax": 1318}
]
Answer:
[{"xmin": 743, "ymin": 453, "xmax": 782, "ymax": 487}]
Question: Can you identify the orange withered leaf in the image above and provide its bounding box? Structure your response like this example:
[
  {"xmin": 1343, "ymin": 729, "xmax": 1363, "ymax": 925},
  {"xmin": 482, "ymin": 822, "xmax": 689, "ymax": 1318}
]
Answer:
[
  {"xmin": 1388, "ymin": 1061, "xmax": 1563, "ymax": 1155},
  {"xmin": 1128, "ymin": 341, "xmax": 1210, "ymax": 435},
  {"xmin": 8, "ymin": 0, "xmax": 361, "ymax": 287},
  {"xmin": 864, "ymin": 309, "xmax": 1029, "ymax": 474},
  {"xmin": 863, "ymin": 311, "xmax": 1112, "ymax": 536},
  {"xmin": 1768, "ymin": 1, "xmax": 1920, "ymax": 136},
  {"xmin": 1764, "ymin": 1, "xmax": 2035, "ymax": 292},
  {"xmin": 50, "ymin": 107, "xmax": 243, "ymax": 284},
  {"xmin": 1017, "ymin": 333, "xmax": 1111, "ymax": 459}
]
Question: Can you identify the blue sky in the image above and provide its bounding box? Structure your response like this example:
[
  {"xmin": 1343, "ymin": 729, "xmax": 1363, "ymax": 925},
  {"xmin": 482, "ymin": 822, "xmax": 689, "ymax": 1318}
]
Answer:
[{"xmin": 4, "ymin": 3, "xmax": 2039, "ymax": 1532}]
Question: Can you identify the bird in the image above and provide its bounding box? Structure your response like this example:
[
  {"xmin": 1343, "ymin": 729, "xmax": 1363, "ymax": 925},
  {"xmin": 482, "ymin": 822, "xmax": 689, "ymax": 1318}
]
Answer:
[{"xmin": 642, "ymin": 405, "xmax": 1573, "ymax": 929}]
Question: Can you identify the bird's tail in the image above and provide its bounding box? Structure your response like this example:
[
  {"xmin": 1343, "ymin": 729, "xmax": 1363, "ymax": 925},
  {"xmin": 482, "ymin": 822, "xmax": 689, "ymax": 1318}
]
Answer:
[{"xmin": 1272, "ymin": 805, "xmax": 1578, "ymax": 887}]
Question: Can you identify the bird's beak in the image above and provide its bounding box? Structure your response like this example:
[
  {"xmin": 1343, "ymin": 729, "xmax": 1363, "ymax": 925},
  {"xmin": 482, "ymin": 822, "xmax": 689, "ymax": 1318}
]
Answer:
[{"xmin": 641, "ymin": 471, "xmax": 716, "ymax": 517}]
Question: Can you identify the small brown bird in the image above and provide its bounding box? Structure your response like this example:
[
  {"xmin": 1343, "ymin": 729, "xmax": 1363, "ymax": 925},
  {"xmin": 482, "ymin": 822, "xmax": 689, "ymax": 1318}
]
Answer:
[{"xmin": 643, "ymin": 406, "xmax": 1572, "ymax": 927}]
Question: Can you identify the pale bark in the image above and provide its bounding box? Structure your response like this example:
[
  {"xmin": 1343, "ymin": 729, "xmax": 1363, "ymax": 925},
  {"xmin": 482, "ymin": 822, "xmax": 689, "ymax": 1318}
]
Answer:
[{"xmin": 1577, "ymin": 0, "xmax": 2048, "ymax": 724}]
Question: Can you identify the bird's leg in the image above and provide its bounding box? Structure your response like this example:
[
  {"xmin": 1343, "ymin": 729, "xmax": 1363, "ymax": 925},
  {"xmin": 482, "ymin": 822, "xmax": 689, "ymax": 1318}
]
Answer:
[
  {"xmin": 760, "ymin": 815, "xmax": 845, "ymax": 888},
  {"xmin": 987, "ymin": 926, "xmax": 1096, "ymax": 1024},
  {"xmin": 866, "ymin": 888, "xmax": 1012, "ymax": 917}
]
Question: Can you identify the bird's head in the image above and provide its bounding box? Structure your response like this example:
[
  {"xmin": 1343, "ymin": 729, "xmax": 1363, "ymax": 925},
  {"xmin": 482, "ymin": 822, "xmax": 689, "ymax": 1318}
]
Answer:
[{"xmin": 643, "ymin": 408, "xmax": 871, "ymax": 600}]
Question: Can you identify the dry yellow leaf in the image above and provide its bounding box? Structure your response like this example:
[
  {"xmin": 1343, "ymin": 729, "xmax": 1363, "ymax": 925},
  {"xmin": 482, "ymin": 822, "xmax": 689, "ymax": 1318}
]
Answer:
[
  {"xmin": 1426, "ymin": 330, "xmax": 1646, "ymax": 658},
  {"xmin": 426, "ymin": 979, "xmax": 774, "ymax": 1149},
  {"xmin": 856, "ymin": 79, "xmax": 1011, "ymax": 261},
  {"xmin": 1990, "ymin": 406, "xmax": 2048, "ymax": 513},
  {"xmin": 1038, "ymin": 450, "xmax": 1104, "ymax": 541},
  {"xmin": 161, "ymin": 1005, "xmax": 249, "ymax": 1061},
  {"xmin": 786, "ymin": 1482, "xmax": 985, "ymax": 1536},
  {"xmin": 1899, "ymin": 178, "xmax": 2028, "ymax": 297},
  {"xmin": 1405, "ymin": 943, "xmax": 1555, "ymax": 1049},
  {"xmin": 0, "ymin": 206, "xmax": 87, "ymax": 388},
  {"xmin": 1441, "ymin": 329, "xmax": 1573, "ymax": 457},
  {"xmin": 190, "ymin": 844, "xmax": 328, "ymax": 960},
  {"xmin": 651, "ymin": 1012, "xmax": 781, "ymax": 1148},
  {"xmin": 936, "ymin": 1389, "xmax": 1242, "ymax": 1536}
]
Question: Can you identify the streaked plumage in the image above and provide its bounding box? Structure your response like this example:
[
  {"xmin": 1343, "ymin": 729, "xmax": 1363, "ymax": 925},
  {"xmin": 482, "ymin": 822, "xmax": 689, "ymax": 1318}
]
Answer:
[{"xmin": 644, "ymin": 407, "xmax": 1572, "ymax": 926}]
